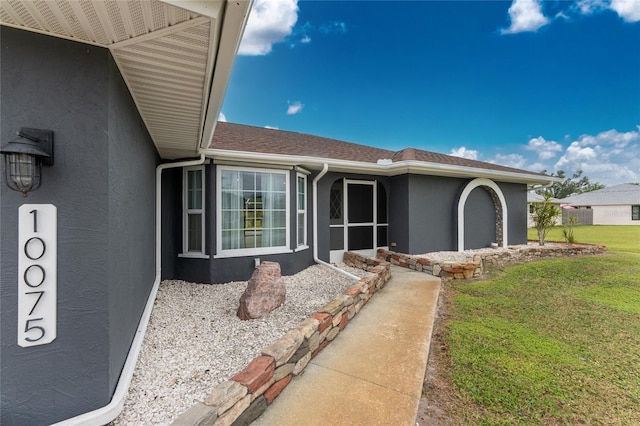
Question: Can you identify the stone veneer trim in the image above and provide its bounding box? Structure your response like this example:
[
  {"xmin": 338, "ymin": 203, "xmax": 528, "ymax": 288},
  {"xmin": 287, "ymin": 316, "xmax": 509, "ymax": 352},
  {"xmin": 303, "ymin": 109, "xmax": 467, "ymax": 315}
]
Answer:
[{"xmin": 377, "ymin": 242, "xmax": 607, "ymax": 281}]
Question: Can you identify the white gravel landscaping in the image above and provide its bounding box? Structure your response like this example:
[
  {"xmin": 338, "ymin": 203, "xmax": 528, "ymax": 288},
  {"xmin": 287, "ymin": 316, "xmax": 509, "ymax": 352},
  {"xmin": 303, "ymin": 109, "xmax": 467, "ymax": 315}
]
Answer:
[{"xmin": 112, "ymin": 264, "xmax": 369, "ymax": 425}]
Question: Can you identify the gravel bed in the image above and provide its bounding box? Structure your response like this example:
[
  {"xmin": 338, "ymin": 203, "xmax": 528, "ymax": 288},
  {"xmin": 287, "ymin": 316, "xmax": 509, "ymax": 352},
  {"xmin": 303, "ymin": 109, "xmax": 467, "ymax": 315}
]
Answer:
[
  {"xmin": 419, "ymin": 242, "xmax": 567, "ymax": 263},
  {"xmin": 113, "ymin": 264, "xmax": 368, "ymax": 425}
]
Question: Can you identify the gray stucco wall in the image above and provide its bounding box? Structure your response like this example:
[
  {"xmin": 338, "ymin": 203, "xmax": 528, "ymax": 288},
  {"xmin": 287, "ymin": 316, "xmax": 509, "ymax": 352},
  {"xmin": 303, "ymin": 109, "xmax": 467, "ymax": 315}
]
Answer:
[
  {"xmin": 501, "ymin": 182, "xmax": 528, "ymax": 245},
  {"xmin": 107, "ymin": 59, "xmax": 158, "ymax": 392},
  {"xmin": 388, "ymin": 175, "xmax": 528, "ymax": 254},
  {"xmin": 1, "ymin": 28, "xmax": 157, "ymax": 424}
]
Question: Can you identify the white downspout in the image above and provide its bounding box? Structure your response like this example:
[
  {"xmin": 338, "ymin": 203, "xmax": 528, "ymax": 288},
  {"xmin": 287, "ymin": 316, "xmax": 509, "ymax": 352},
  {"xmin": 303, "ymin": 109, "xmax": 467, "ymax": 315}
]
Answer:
[
  {"xmin": 312, "ymin": 163, "xmax": 360, "ymax": 281},
  {"xmin": 53, "ymin": 154, "xmax": 206, "ymax": 426}
]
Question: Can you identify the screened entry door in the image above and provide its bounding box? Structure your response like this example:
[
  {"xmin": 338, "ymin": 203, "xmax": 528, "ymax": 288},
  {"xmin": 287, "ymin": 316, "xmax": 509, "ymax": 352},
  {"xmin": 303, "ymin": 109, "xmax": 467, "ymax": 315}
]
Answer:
[{"xmin": 330, "ymin": 180, "xmax": 387, "ymax": 263}]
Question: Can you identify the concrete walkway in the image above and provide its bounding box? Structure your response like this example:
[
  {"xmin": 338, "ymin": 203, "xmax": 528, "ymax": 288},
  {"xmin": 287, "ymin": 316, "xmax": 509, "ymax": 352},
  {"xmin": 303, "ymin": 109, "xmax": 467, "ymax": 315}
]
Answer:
[{"xmin": 253, "ymin": 266, "xmax": 441, "ymax": 426}]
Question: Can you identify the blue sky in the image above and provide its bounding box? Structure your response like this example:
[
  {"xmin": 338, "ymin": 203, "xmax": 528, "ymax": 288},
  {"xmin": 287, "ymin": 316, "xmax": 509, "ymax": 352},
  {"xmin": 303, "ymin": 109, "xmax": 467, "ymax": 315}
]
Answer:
[{"xmin": 220, "ymin": 0, "xmax": 640, "ymax": 186}]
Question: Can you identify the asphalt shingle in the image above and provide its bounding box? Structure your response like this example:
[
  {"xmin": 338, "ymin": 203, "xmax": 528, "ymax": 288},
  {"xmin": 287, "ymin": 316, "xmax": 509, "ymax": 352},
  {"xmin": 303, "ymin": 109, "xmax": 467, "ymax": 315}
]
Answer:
[{"xmin": 211, "ymin": 122, "xmax": 548, "ymax": 177}]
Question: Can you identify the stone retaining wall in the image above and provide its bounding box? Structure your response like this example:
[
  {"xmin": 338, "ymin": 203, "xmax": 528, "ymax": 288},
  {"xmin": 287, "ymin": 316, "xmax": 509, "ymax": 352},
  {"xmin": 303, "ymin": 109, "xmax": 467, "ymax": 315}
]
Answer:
[
  {"xmin": 172, "ymin": 256, "xmax": 391, "ymax": 426},
  {"xmin": 377, "ymin": 243, "xmax": 606, "ymax": 281}
]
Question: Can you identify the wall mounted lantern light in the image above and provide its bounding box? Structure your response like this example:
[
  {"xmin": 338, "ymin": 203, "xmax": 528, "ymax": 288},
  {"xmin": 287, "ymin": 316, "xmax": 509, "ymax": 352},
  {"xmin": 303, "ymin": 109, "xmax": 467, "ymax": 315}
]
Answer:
[{"xmin": 0, "ymin": 128, "xmax": 54, "ymax": 197}]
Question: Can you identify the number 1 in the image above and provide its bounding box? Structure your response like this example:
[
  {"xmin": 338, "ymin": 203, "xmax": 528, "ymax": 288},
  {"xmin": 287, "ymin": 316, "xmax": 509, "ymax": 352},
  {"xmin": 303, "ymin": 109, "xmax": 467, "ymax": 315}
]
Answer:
[{"xmin": 29, "ymin": 209, "xmax": 38, "ymax": 233}]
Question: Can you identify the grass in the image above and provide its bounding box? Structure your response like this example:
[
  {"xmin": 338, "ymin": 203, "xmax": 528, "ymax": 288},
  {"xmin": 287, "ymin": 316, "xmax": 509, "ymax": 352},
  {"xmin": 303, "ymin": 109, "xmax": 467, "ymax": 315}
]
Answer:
[
  {"xmin": 431, "ymin": 227, "xmax": 640, "ymax": 424},
  {"xmin": 527, "ymin": 225, "xmax": 640, "ymax": 253}
]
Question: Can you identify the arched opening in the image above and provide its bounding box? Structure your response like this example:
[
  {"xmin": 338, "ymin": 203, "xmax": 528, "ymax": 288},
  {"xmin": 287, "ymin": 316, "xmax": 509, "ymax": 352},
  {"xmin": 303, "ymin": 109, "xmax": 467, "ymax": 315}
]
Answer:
[{"xmin": 457, "ymin": 178, "xmax": 507, "ymax": 252}]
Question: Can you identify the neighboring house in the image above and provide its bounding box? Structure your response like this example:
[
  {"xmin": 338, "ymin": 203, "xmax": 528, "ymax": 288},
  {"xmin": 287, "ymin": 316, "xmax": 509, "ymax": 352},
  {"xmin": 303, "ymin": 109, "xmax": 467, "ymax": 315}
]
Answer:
[
  {"xmin": 161, "ymin": 122, "xmax": 559, "ymax": 285},
  {"xmin": 527, "ymin": 192, "xmax": 561, "ymax": 227},
  {"xmin": 0, "ymin": 1, "xmax": 250, "ymax": 425},
  {"xmin": 559, "ymin": 183, "xmax": 640, "ymax": 225}
]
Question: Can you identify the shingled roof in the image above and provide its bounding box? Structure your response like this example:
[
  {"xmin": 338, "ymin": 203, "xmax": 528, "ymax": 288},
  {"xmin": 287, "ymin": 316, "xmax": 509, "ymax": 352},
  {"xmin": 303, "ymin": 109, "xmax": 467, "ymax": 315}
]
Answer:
[
  {"xmin": 208, "ymin": 122, "xmax": 554, "ymax": 183},
  {"xmin": 560, "ymin": 183, "xmax": 640, "ymax": 206}
]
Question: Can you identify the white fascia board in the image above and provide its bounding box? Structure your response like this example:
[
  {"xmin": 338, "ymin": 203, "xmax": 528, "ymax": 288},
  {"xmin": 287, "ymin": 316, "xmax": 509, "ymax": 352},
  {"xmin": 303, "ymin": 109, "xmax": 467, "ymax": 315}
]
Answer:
[
  {"xmin": 204, "ymin": 149, "xmax": 561, "ymax": 185},
  {"xmin": 199, "ymin": 1, "xmax": 252, "ymax": 150}
]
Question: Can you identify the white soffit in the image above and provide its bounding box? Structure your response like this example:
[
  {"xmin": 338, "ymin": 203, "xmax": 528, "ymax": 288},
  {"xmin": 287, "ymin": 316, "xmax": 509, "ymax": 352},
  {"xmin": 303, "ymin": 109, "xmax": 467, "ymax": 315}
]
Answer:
[{"xmin": 0, "ymin": 0, "xmax": 248, "ymax": 160}]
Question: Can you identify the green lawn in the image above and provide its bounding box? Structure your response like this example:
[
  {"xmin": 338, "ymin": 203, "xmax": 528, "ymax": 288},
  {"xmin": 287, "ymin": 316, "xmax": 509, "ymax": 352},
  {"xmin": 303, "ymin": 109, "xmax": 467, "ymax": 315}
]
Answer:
[
  {"xmin": 435, "ymin": 227, "xmax": 640, "ymax": 424},
  {"xmin": 527, "ymin": 225, "xmax": 640, "ymax": 253}
]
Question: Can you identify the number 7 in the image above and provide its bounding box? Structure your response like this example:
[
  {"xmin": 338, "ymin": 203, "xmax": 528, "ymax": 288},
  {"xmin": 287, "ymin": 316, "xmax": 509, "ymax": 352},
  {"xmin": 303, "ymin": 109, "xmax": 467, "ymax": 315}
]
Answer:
[{"xmin": 25, "ymin": 291, "xmax": 44, "ymax": 315}]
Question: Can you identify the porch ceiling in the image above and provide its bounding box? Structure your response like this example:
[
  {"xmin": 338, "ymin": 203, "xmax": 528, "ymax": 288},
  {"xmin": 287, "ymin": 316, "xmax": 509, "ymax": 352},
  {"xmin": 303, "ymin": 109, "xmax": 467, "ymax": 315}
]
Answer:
[{"xmin": 0, "ymin": 0, "xmax": 250, "ymax": 160}]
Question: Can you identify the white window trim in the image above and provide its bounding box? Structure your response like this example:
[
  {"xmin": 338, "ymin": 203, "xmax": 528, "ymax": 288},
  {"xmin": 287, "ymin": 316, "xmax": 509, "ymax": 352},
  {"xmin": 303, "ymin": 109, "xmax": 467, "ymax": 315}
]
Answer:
[
  {"xmin": 216, "ymin": 165, "xmax": 290, "ymax": 257},
  {"xmin": 297, "ymin": 172, "xmax": 307, "ymax": 248},
  {"xmin": 182, "ymin": 166, "xmax": 208, "ymax": 257}
]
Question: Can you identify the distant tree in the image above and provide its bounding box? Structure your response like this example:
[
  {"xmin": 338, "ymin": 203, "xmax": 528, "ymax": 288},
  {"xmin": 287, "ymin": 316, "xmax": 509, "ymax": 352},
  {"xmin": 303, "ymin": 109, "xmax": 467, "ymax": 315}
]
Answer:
[
  {"xmin": 535, "ymin": 169, "xmax": 605, "ymax": 199},
  {"xmin": 531, "ymin": 194, "xmax": 561, "ymax": 246}
]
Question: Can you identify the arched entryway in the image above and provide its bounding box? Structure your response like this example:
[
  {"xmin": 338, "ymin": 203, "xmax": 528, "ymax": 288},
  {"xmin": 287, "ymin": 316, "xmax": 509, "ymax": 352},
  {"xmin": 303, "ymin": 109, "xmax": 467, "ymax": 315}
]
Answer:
[{"xmin": 457, "ymin": 178, "xmax": 508, "ymax": 252}]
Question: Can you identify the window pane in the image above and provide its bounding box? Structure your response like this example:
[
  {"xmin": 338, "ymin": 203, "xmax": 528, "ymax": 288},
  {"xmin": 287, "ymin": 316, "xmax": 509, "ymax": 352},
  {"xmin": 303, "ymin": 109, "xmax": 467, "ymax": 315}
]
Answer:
[
  {"xmin": 298, "ymin": 212, "xmax": 305, "ymax": 246},
  {"xmin": 241, "ymin": 172, "xmax": 255, "ymax": 190},
  {"xmin": 187, "ymin": 213, "xmax": 202, "ymax": 251},
  {"xmin": 222, "ymin": 230, "xmax": 243, "ymax": 250},
  {"xmin": 330, "ymin": 183, "xmax": 342, "ymax": 223},
  {"xmin": 298, "ymin": 176, "xmax": 306, "ymax": 209},
  {"xmin": 633, "ymin": 205, "xmax": 640, "ymax": 220},
  {"xmin": 266, "ymin": 211, "xmax": 283, "ymax": 228},
  {"xmin": 270, "ymin": 229, "xmax": 286, "ymax": 246},
  {"xmin": 187, "ymin": 170, "xmax": 202, "ymax": 209},
  {"xmin": 271, "ymin": 193, "xmax": 286, "ymax": 209},
  {"xmin": 272, "ymin": 174, "xmax": 286, "ymax": 189},
  {"xmin": 221, "ymin": 170, "xmax": 240, "ymax": 190}
]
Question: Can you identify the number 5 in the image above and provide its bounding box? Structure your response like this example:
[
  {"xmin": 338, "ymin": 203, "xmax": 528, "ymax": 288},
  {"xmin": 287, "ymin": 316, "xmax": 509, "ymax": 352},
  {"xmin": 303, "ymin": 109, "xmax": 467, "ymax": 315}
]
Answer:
[{"xmin": 24, "ymin": 318, "xmax": 45, "ymax": 342}]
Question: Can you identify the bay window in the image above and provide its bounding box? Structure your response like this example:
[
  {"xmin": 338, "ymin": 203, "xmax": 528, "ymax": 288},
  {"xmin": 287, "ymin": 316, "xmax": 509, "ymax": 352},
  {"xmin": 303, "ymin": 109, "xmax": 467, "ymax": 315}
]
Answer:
[{"xmin": 217, "ymin": 166, "xmax": 290, "ymax": 256}]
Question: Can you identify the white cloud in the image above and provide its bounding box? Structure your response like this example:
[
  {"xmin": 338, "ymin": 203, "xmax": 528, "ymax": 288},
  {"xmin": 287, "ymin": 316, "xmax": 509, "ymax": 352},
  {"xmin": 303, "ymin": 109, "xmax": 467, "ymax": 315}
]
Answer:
[
  {"xmin": 265, "ymin": 125, "xmax": 279, "ymax": 129},
  {"xmin": 610, "ymin": 0, "xmax": 640, "ymax": 22},
  {"xmin": 301, "ymin": 36, "xmax": 311, "ymax": 43},
  {"xmin": 238, "ymin": 0, "xmax": 299, "ymax": 55},
  {"xmin": 525, "ymin": 136, "xmax": 563, "ymax": 160},
  {"xmin": 450, "ymin": 146, "xmax": 479, "ymax": 160},
  {"xmin": 501, "ymin": 0, "xmax": 550, "ymax": 34},
  {"xmin": 491, "ymin": 153, "xmax": 528, "ymax": 169},
  {"xmin": 287, "ymin": 101, "xmax": 304, "ymax": 115},
  {"xmin": 218, "ymin": 112, "xmax": 227, "ymax": 122},
  {"xmin": 554, "ymin": 126, "xmax": 640, "ymax": 185}
]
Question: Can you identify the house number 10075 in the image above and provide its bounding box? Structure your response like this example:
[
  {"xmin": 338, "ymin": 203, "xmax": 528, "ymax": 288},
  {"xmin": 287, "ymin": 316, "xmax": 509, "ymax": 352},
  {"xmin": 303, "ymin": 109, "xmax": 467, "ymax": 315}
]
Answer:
[{"xmin": 18, "ymin": 204, "xmax": 57, "ymax": 347}]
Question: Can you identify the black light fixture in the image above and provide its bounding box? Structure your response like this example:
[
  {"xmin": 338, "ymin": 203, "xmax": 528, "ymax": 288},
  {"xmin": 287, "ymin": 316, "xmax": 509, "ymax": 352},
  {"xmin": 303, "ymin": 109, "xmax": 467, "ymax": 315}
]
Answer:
[{"xmin": 0, "ymin": 128, "xmax": 54, "ymax": 197}]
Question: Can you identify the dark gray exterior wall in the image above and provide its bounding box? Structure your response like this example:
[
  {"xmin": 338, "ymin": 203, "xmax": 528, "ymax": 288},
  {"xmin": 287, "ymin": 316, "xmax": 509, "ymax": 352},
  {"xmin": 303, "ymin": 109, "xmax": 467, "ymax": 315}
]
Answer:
[
  {"xmin": 501, "ymin": 182, "xmax": 528, "ymax": 245},
  {"xmin": 1, "ymin": 28, "xmax": 157, "ymax": 424},
  {"xmin": 162, "ymin": 165, "xmax": 529, "ymax": 284},
  {"xmin": 388, "ymin": 175, "xmax": 528, "ymax": 254},
  {"xmin": 164, "ymin": 165, "xmax": 316, "ymax": 283},
  {"xmin": 391, "ymin": 175, "xmax": 464, "ymax": 254},
  {"xmin": 106, "ymin": 59, "xmax": 158, "ymax": 392}
]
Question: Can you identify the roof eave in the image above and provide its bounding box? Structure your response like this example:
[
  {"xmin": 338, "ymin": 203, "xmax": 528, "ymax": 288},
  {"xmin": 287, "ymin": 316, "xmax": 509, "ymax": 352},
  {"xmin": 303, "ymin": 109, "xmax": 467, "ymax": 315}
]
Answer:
[
  {"xmin": 198, "ymin": 1, "xmax": 252, "ymax": 153},
  {"xmin": 204, "ymin": 148, "xmax": 560, "ymax": 184}
]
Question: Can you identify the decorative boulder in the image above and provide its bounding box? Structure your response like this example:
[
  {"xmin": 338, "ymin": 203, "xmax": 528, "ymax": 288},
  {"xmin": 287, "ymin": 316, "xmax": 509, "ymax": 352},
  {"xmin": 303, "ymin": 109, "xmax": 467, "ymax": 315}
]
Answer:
[{"xmin": 237, "ymin": 261, "xmax": 286, "ymax": 320}]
